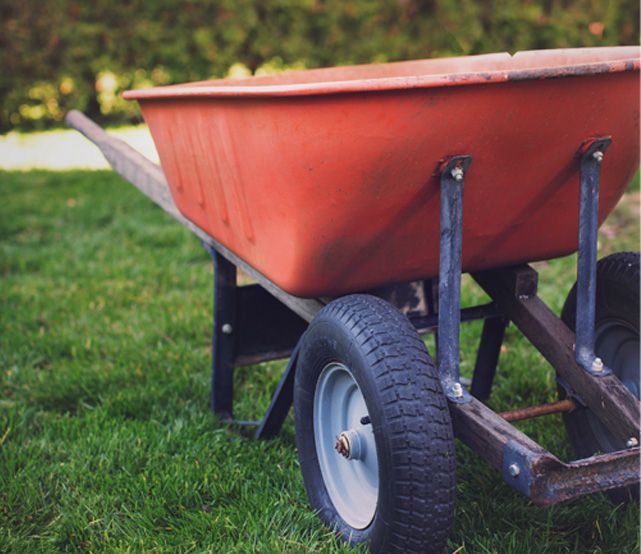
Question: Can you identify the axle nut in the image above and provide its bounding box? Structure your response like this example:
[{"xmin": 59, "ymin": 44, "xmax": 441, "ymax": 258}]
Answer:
[
  {"xmin": 335, "ymin": 433, "xmax": 351, "ymax": 458},
  {"xmin": 335, "ymin": 430, "xmax": 364, "ymax": 460}
]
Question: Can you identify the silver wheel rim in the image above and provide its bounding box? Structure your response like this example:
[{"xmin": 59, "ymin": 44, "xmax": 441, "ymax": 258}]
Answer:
[{"xmin": 313, "ymin": 362, "xmax": 378, "ymax": 529}]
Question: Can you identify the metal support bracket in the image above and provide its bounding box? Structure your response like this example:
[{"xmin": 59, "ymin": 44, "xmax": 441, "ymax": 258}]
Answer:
[
  {"xmin": 502, "ymin": 440, "xmax": 536, "ymax": 496},
  {"xmin": 438, "ymin": 155, "xmax": 473, "ymax": 403},
  {"xmin": 575, "ymin": 136, "xmax": 612, "ymax": 376},
  {"xmin": 254, "ymin": 343, "xmax": 301, "ymax": 439}
]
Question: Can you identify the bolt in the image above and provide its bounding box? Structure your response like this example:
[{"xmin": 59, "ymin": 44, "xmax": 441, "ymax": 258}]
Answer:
[
  {"xmin": 450, "ymin": 382, "xmax": 464, "ymax": 399},
  {"xmin": 360, "ymin": 415, "xmax": 371, "ymax": 425},
  {"xmin": 626, "ymin": 437, "xmax": 639, "ymax": 448},
  {"xmin": 592, "ymin": 150, "xmax": 604, "ymax": 163},
  {"xmin": 591, "ymin": 357, "xmax": 604, "ymax": 372},
  {"xmin": 450, "ymin": 166, "xmax": 464, "ymax": 182},
  {"xmin": 508, "ymin": 463, "xmax": 521, "ymax": 477},
  {"xmin": 221, "ymin": 323, "xmax": 233, "ymax": 335}
]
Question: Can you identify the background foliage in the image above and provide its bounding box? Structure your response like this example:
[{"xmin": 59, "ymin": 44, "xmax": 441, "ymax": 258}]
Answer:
[{"xmin": 2, "ymin": 0, "xmax": 639, "ymax": 132}]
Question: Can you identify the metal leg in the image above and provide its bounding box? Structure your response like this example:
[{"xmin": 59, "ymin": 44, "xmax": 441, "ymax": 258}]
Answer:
[
  {"xmin": 207, "ymin": 245, "xmax": 237, "ymax": 420},
  {"xmin": 438, "ymin": 155, "xmax": 472, "ymax": 402},
  {"xmin": 254, "ymin": 343, "xmax": 301, "ymax": 439},
  {"xmin": 470, "ymin": 316, "xmax": 508, "ymax": 400},
  {"xmin": 204, "ymin": 243, "xmax": 309, "ymax": 434},
  {"xmin": 575, "ymin": 137, "xmax": 612, "ymax": 375}
]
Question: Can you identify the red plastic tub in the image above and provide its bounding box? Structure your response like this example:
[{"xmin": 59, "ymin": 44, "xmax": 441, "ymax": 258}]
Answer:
[{"xmin": 124, "ymin": 47, "xmax": 640, "ymax": 297}]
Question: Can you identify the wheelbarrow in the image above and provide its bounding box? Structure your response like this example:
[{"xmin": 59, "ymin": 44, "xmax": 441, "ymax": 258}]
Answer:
[{"xmin": 67, "ymin": 45, "xmax": 640, "ymax": 553}]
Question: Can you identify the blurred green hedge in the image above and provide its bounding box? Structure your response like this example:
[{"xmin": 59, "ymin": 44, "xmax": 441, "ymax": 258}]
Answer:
[{"xmin": 1, "ymin": 0, "xmax": 638, "ymax": 132}]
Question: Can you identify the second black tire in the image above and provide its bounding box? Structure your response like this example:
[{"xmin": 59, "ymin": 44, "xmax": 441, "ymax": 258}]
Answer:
[{"xmin": 560, "ymin": 251, "xmax": 640, "ymax": 503}]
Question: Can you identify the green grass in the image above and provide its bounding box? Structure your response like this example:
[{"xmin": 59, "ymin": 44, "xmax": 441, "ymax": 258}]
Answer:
[{"xmin": 1, "ymin": 171, "xmax": 639, "ymax": 553}]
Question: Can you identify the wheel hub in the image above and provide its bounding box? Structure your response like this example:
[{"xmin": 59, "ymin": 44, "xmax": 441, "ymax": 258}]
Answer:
[
  {"xmin": 335, "ymin": 429, "xmax": 365, "ymax": 460},
  {"xmin": 313, "ymin": 362, "xmax": 379, "ymax": 529}
]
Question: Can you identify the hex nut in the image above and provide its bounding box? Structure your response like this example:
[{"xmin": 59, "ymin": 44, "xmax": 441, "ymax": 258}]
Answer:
[
  {"xmin": 450, "ymin": 382, "xmax": 464, "ymax": 398},
  {"xmin": 592, "ymin": 150, "xmax": 604, "ymax": 162},
  {"xmin": 591, "ymin": 357, "xmax": 604, "ymax": 372},
  {"xmin": 626, "ymin": 437, "xmax": 639, "ymax": 448},
  {"xmin": 335, "ymin": 430, "xmax": 364, "ymax": 460},
  {"xmin": 450, "ymin": 166, "xmax": 464, "ymax": 181},
  {"xmin": 508, "ymin": 463, "xmax": 521, "ymax": 477},
  {"xmin": 221, "ymin": 323, "xmax": 233, "ymax": 335}
]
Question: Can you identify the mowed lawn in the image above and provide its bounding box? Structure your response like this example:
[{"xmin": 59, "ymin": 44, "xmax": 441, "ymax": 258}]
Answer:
[{"xmin": 1, "ymin": 170, "xmax": 639, "ymax": 553}]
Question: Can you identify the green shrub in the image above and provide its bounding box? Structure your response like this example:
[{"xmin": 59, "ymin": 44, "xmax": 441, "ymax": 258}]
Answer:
[{"xmin": 1, "ymin": 0, "xmax": 638, "ymax": 132}]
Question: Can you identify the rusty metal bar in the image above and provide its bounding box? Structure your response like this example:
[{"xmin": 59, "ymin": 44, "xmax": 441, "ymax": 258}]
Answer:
[{"xmin": 499, "ymin": 399, "xmax": 576, "ymax": 422}]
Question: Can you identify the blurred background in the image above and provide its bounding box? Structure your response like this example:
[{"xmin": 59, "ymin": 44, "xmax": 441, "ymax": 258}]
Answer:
[{"xmin": 2, "ymin": 0, "xmax": 639, "ymax": 134}]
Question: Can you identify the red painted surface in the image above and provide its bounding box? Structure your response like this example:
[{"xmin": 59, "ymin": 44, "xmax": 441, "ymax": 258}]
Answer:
[{"xmin": 125, "ymin": 47, "xmax": 640, "ymax": 297}]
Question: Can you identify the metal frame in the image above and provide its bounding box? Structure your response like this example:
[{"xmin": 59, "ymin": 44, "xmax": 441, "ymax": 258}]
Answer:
[
  {"xmin": 437, "ymin": 155, "xmax": 473, "ymax": 403},
  {"xmin": 575, "ymin": 137, "xmax": 612, "ymax": 375},
  {"xmin": 66, "ymin": 110, "xmax": 640, "ymax": 507},
  {"xmin": 204, "ymin": 243, "xmax": 308, "ymax": 425},
  {"xmin": 466, "ymin": 264, "xmax": 639, "ymax": 502}
]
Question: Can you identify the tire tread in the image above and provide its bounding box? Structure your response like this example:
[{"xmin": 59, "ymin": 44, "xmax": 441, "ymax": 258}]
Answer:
[{"xmin": 296, "ymin": 294, "xmax": 455, "ymax": 553}]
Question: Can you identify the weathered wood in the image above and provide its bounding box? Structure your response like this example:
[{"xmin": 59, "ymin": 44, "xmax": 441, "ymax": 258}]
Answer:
[
  {"xmin": 450, "ymin": 396, "xmax": 550, "ymax": 470},
  {"xmin": 531, "ymin": 447, "xmax": 640, "ymax": 506},
  {"xmin": 65, "ymin": 110, "xmax": 324, "ymax": 323},
  {"xmin": 473, "ymin": 266, "xmax": 640, "ymax": 445}
]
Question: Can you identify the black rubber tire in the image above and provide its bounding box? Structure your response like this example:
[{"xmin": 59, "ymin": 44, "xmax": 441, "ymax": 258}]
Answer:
[
  {"xmin": 294, "ymin": 294, "xmax": 456, "ymax": 554},
  {"xmin": 560, "ymin": 251, "xmax": 640, "ymax": 503}
]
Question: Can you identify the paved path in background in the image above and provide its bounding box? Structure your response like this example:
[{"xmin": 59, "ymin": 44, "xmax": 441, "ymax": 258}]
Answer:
[{"xmin": 0, "ymin": 126, "xmax": 159, "ymax": 170}]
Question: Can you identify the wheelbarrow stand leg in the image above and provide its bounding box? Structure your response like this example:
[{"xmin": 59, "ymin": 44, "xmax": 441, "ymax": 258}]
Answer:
[
  {"xmin": 209, "ymin": 247, "xmax": 237, "ymax": 421},
  {"xmin": 205, "ymin": 243, "xmax": 309, "ymax": 424}
]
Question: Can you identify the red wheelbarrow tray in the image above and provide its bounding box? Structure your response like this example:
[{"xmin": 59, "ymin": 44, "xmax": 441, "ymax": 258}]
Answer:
[{"xmin": 124, "ymin": 46, "xmax": 640, "ymax": 298}]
